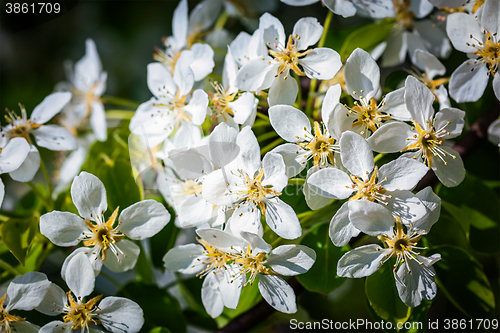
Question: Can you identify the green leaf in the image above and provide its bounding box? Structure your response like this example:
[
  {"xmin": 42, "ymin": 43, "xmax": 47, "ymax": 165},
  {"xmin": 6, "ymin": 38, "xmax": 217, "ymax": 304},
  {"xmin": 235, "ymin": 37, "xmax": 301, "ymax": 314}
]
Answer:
[
  {"xmin": 183, "ymin": 309, "xmax": 218, "ymax": 331},
  {"xmin": 0, "ymin": 216, "xmax": 38, "ymax": 265},
  {"xmin": 118, "ymin": 282, "xmax": 186, "ymax": 332},
  {"xmin": 339, "ymin": 19, "xmax": 394, "ymax": 61},
  {"xmin": 426, "ymin": 245, "xmax": 495, "ymax": 319},
  {"xmin": 297, "ymin": 222, "xmax": 347, "ymax": 294},
  {"xmin": 149, "ymin": 328, "xmax": 171, "ymax": 333},
  {"xmin": 365, "ymin": 260, "xmax": 411, "ymax": 326}
]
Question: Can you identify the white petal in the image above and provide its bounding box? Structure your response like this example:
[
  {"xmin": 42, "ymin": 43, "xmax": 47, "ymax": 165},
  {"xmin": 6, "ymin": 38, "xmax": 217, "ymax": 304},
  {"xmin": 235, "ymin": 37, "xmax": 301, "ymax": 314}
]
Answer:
[
  {"xmin": 267, "ymin": 245, "xmax": 316, "ymax": 276},
  {"xmin": 446, "ymin": 12, "xmax": 484, "ymax": 54},
  {"xmin": 306, "ymin": 167, "xmax": 353, "ymax": 199},
  {"xmin": 104, "ymin": 239, "xmax": 140, "ymax": 273},
  {"xmin": 260, "ymin": 13, "xmax": 286, "ymax": 46},
  {"xmin": 6, "ymin": 272, "xmax": 51, "ymax": 311},
  {"xmin": 345, "ymin": 48, "xmax": 380, "ymax": 100},
  {"xmin": 40, "ymin": 211, "xmax": 86, "ymax": 247},
  {"xmin": 61, "ymin": 247, "xmax": 102, "ymax": 279},
  {"xmin": 173, "ymin": 50, "xmax": 195, "ymax": 97},
  {"xmin": 32, "ymin": 125, "xmax": 77, "ymax": 151},
  {"xmin": 188, "ymin": 0, "xmax": 222, "ymax": 33},
  {"xmin": 262, "ymin": 152, "xmax": 288, "ymax": 192},
  {"xmin": 414, "ymin": 186, "xmax": 441, "ymax": 233},
  {"xmin": 323, "ymin": 0, "xmax": 357, "ymax": 17},
  {"xmin": 299, "ymin": 48, "xmax": 342, "ymax": 80},
  {"xmin": 163, "ymin": 244, "xmax": 205, "ymax": 275},
  {"xmin": 413, "ymin": 21, "xmax": 451, "ymax": 58},
  {"xmin": 11, "ymin": 321, "xmax": 40, "ymax": 333},
  {"xmin": 270, "ymin": 143, "xmax": 307, "ymax": 178},
  {"xmin": 0, "ymin": 137, "xmax": 30, "ymax": 173},
  {"xmin": 367, "ymin": 122, "xmax": 413, "ymax": 153},
  {"xmin": 9, "ymin": 145, "xmax": 40, "ymax": 182},
  {"xmin": 431, "ymin": 145, "xmax": 465, "ymax": 187},
  {"xmin": 229, "ymin": 92, "xmax": 257, "ymax": 124},
  {"xmin": 208, "ymin": 122, "xmax": 239, "ymax": 169},
  {"xmin": 381, "ymin": 28, "xmax": 407, "ymax": 67},
  {"xmin": 269, "ymin": 105, "xmax": 311, "ymax": 143},
  {"xmin": 237, "ymin": 127, "xmax": 261, "ymax": 176},
  {"xmin": 65, "ymin": 252, "xmax": 95, "ymax": 299},
  {"xmin": 265, "ymin": 197, "xmax": 301, "ymax": 239},
  {"xmin": 395, "ymin": 255, "xmax": 438, "ymax": 307},
  {"xmin": 449, "ymin": 60, "xmax": 489, "ymax": 103},
  {"xmin": 239, "ymin": 231, "xmax": 272, "ymax": 254},
  {"xmin": 0, "ymin": 180, "xmax": 4, "ymax": 208},
  {"xmin": 480, "ymin": 0, "xmax": 500, "ymax": 35},
  {"xmin": 189, "ymin": 43, "xmax": 215, "ymax": 81},
  {"xmin": 410, "ymin": 0, "xmax": 434, "ymax": 18},
  {"xmin": 202, "ymin": 272, "xmax": 224, "ymax": 318},
  {"xmin": 493, "ymin": 72, "xmax": 500, "ymax": 101},
  {"xmin": 349, "ymin": 200, "xmax": 395, "ymax": 236},
  {"xmin": 258, "ymin": 274, "xmax": 297, "ymax": 313},
  {"xmin": 219, "ymin": 265, "xmax": 244, "ymax": 309},
  {"xmin": 268, "ymin": 73, "xmax": 298, "ymax": 106},
  {"xmin": 329, "ymin": 201, "xmax": 360, "ymax": 246},
  {"xmin": 39, "ymin": 321, "xmax": 72, "ymax": 333},
  {"xmin": 414, "ymin": 49, "xmax": 446, "ymax": 80},
  {"xmin": 98, "ymin": 296, "xmax": 144, "ymax": 333},
  {"xmin": 35, "ymin": 283, "xmax": 67, "ymax": 316},
  {"xmin": 404, "ymin": 76, "xmax": 435, "ymax": 125},
  {"xmin": 147, "ymin": 62, "xmax": 176, "ymax": 97},
  {"xmin": 339, "ymin": 131, "xmax": 374, "ymax": 180},
  {"xmin": 172, "ymin": 0, "xmax": 188, "ymax": 49},
  {"xmin": 30, "ymin": 92, "xmax": 72, "ymax": 124},
  {"xmin": 337, "ymin": 244, "xmax": 391, "ymax": 278},
  {"xmin": 118, "ymin": 200, "xmax": 170, "ymax": 240},
  {"xmin": 385, "ymin": 190, "xmax": 428, "ymax": 224},
  {"xmin": 74, "ymin": 39, "xmax": 102, "ymax": 90},
  {"xmin": 434, "ymin": 108, "xmax": 465, "ymax": 139},
  {"xmin": 378, "ymin": 87, "xmax": 410, "ymax": 121},
  {"xmin": 170, "ymin": 148, "xmax": 212, "ymax": 179},
  {"xmin": 226, "ymin": 204, "xmax": 264, "ymax": 238},
  {"xmin": 235, "ymin": 57, "xmax": 278, "ymax": 92},
  {"xmin": 184, "ymin": 89, "xmax": 208, "ymax": 125},
  {"xmin": 353, "ymin": 0, "xmax": 395, "ymax": 18},
  {"xmin": 303, "ymin": 168, "xmax": 332, "ymax": 210},
  {"xmin": 292, "ymin": 17, "xmax": 323, "ymax": 51},
  {"xmin": 321, "ymin": 83, "xmax": 342, "ymax": 126},
  {"xmin": 378, "ymin": 157, "xmax": 428, "ymax": 191},
  {"xmin": 202, "ymin": 168, "xmax": 237, "ymax": 206},
  {"xmin": 196, "ymin": 228, "xmax": 248, "ymax": 253},
  {"xmin": 71, "ymin": 171, "xmax": 107, "ymax": 221}
]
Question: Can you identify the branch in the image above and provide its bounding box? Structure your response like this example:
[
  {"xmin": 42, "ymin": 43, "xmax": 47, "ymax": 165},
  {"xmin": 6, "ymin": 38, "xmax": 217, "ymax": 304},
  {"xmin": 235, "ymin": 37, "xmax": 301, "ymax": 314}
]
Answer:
[
  {"xmin": 217, "ymin": 277, "xmax": 304, "ymax": 333},
  {"xmin": 415, "ymin": 103, "xmax": 499, "ymax": 191}
]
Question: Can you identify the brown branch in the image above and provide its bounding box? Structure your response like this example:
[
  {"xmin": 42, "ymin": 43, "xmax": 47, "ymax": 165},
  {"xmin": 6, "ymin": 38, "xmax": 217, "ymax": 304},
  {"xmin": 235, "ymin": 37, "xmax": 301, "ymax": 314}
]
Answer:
[
  {"xmin": 415, "ymin": 103, "xmax": 499, "ymax": 191},
  {"xmin": 217, "ymin": 277, "xmax": 304, "ymax": 333}
]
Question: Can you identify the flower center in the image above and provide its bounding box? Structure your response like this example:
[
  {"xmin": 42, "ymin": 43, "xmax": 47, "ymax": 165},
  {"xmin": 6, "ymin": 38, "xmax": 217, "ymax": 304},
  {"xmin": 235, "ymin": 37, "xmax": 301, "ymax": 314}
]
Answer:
[
  {"xmin": 297, "ymin": 121, "xmax": 337, "ymax": 167},
  {"xmin": 267, "ymin": 34, "xmax": 312, "ymax": 79},
  {"xmin": 239, "ymin": 168, "xmax": 281, "ymax": 215},
  {"xmin": 0, "ymin": 294, "xmax": 25, "ymax": 333},
  {"xmin": 348, "ymin": 166, "xmax": 391, "ymax": 204},
  {"xmin": 402, "ymin": 120, "xmax": 455, "ymax": 168},
  {"xmin": 235, "ymin": 244, "xmax": 275, "ymax": 286},
  {"xmin": 345, "ymin": 95, "xmax": 391, "ymax": 136},
  {"xmin": 468, "ymin": 32, "xmax": 500, "ymax": 76},
  {"xmin": 181, "ymin": 179, "xmax": 203, "ymax": 196},
  {"xmin": 4, "ymin": 105, "xmax": 41, "ymax": 143},
  {"xmin": 81, "ymin": 207, "xmax": 125, "ymax": 261},
  {"xmin": 63, "ymin": 292, "xmax": 102, "ymax": 330},
  {"xmin": 209, "ymin": 81, "xmax": 237, "ymax": 121},
  {"xmin": 153, "ymin": 89, "xmax": 192, "ymax": 130},
  {"xmin": 195, "ymin": 238, "xmax": 234, "ymax": 277},
  {"xmin": 154, "ymin": 45, "xmax": 182, "ymax": 76},
  {"xmin": 394, "ymin": 0, "xmax": 416, "ymax": 30}
]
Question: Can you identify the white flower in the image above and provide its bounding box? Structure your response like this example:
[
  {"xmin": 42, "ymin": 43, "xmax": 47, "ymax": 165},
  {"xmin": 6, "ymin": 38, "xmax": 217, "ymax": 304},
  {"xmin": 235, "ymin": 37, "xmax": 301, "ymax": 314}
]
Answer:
[
  {"xmin": 368, "ymin": 76, "xmax": 466, "ymax": 187},
  {"xmin": 333, "ymin": 48, "xmax": 411, "ymax": 137},
  {"xmin": 202, "ymin": 127, "xmax": 302, "ymax": 239},
  {"xmin": 36, "ymin": 252, "xmax": 144, "ymax": 333},
  {"xmin": 0, "ymin": 92, "xmax": 76, "ymax": 182},
  {"xmin": 381, "ymin": 0, "xmax": 451, "ymax": 68},
  {"xmin": 40, "ymin": 171, "xmax": 170, "ymax": 273},
  {"xmin": 281, "ymin": 0, "xmax": 395, "ymax": 18},
  {"xmin": 411, "ymin": 49, "xmax": 451, "ymax": 110},
  {"xmin": 446, "ymin": 0, "xmax": 500, "ymax": 102},
  {"xmin": 130, "ymin": 53, "xmax": 209, "ymax": 147},
  {"xmin": 430, "ymin": 0, "xmax": 485, "ymax": 14},
  {"xmin": 0, "ymin": 272, "xmax": 51, "ymax": 333},
  {"xmin": 163, "ymin": 229, "xmax": 316, "ymax": 317},
  {"xmin": 235, "ymin": 13, "xmax": 342, "ymax": 106},
  {"xmin": 308, "ymin": 131, "xmax": 429, "ymax": 246},
  {"xmin": 268, "ymin": 101, "xmax": 342, "ymax": 178},
  {"xmin": 488, "ymin": 117, "xmax": 500, "ymax": 147},
  {"xmin": 0, "ymin": 137, "xmax": 30, "ymax": 207},
  {"xmin": 154, "ymin": 0, "xmax": 217, "ymax": 81},
  {"xmin": 207, "ymin": 46, "xmax": 258, "ymax": 128},
  {"xmin": 337, "ymin": 199, "xmax": 441, "ymax": 307},
  {"xmin": 59, "ymin": 39, "xmax": 108, "ymax": 141}
]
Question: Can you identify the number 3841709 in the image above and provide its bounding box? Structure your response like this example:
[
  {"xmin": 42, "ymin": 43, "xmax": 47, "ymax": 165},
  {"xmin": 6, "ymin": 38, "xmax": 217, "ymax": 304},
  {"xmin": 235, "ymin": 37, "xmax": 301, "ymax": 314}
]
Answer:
[
  {"xmin": 5, "ymin": 3, "xmax": 61, "ymax": 14},
  {"xmin": 443, "ymin": 319, "xmax": 498, "ymax": 330}
]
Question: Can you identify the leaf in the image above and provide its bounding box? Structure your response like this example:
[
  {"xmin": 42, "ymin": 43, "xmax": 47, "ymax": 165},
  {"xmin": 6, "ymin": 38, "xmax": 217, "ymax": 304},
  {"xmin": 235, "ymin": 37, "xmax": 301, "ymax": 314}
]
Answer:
[
  {"xmin": 117, "ymin": 282, "xmax": 186, "ymax": 332},
  {"xmin": 339, "ymin": 19, "xmax": 394, "ymax": 61},
  {"xmin": 149, "ymin": 328, "xmax": 171, "ymax": 333},
  {"xmin": 183, "ymin": 309, "xmax": 218, "ymax": 331},
  {"xmin": 0, "ymin": 216, "xmax": 38, "ymax": 265},
  {"xmin": 365, "ymin": 260, "xmax": 411, "ymax": 326},
  {"xmin": 296, "ymin": 222, "xmax": 347, "ymax": 294},
  {"xmin": 426, "ymin": 245, "xmax": 495, "ymax": 319}
]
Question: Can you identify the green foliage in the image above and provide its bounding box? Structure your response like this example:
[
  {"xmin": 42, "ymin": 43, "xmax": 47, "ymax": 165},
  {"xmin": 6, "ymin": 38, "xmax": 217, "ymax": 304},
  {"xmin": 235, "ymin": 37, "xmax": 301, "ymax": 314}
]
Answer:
[
  {"xmin": 339, "ymin": 19, "xmax": 394, "ymax": 61},
  {"xmin": 0, "ymin": 216, "xmax": 38, "ymax": 265},
  {"xmin": 118, "ymin": 282, "xmax": 186, "ymax": 332},
  {"xmin": 427, "ymin": 245, "xmax": 495, "ymax": 319},
  {"xmin": 365, "ymin": 260, "xmax": 411, "ymax": 326},
  {"xmin": 297, "ymin": 222, "xmax": 347, "ymax": 294}
]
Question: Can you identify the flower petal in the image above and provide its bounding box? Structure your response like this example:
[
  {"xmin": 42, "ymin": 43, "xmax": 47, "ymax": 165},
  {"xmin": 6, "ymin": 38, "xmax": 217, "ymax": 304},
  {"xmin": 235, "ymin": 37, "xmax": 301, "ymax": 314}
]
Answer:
[
  {"xmin": 6, "ymin": 272, "xmax": 51, "ymax": 311},
  {"xmin": 404, "ymin": 76, "xmax": 435, "ymax": 125},
  {"xmin": 367, "ymin": 122, "xmax": 413, "ymax": 153},
  {"xmin": 345, "ymin": 48, "xmax": 380, "ymax": 100},
  {"xmin": 184, "ymin": 89, "xmax": 209, "ymax": 125},
  {"xmin": 189, "ymin": 43, "xmax": 215, "ymax": 81},
  {"xmin": 32, "ymin": 125, "xmax": 77, "ymax": 151},
  {"xmin": 0, "ymin": 137, "xmax": 30, "ymax": 173},
  {"xmin": 349, "ymin": 200, "xmax": 395, "ymax": 236},
  {"xmin": 378, "ymin": 87, "xmax": 410, "ymax": 121},
  {"xmin": 446, "ymin": 12, "xmax": 484, "ymax": 54},
  {"xmin": 35, "ymin": 283, "xmax": 67, "ymax": 316},
  {"xmin": 265, "ymin": 197, "xmax": 302, "ymax": 239},
  {"xmin": 449, "ymin": 60, "xmax": 489, "ymax": 103},
  {"xmin": 307, "ymin": 167, "xmax": 353, "ymax": 199},
  {"xmin": 268, "ymin": 73, "xmax": 298, "ymax": 106},
  {"xmin": 378, "ymin": 157, "xmax": 428, "ymax": 191},
  {"xmin": 196, "ymin": 228, "xmax": 248, "ymax": 252},
  {"xmin": 258, "ymin": 274, "xmax": 297, "ymax": 313},
  {"xmin": 329, "ymin": 201, "xmax": 360, "ymax": 246},
  {"xmin": 337, "ymin": 244, "xmax": 390, "ymax": 278},
  {"xmin": 30, "ymin": 92, "xmax": 72, "ymax": 124},
  {"xmin": 118, "ymin": 200, "xmax": 170, "ymax": 240},
  {"xmin": 271, "ymin": 143, "xmax": 307, "ymax": 178},
  {"xmin": 98, "ymin": 296, "xmax": 144, "ymax": 333},
  {"xmin": 292, "ymin": 17, "xmax": 323, "ymax": 51},
  {"xmin": 434, "ymin": 108, "xmax": 465, "ymax": 139},
  {"xmin": 414, "ymin": 186, "xmax": 441, "ymax": 233},
  {"xmin": 340, "ymin": 131, "xmax": 374, "ymax": 180},
  {"xmin": 65, "ymin": 252, "xmax": 95, "ymax": 299},
  {"xmin": 235, "ymin": 57, "xmax": 278, "ymax": 92},
  {"xmin": 163, "ymin": 244, "xmax": 205, "ymax": 275},
  {"xmin": 71, "ymin": 171, "xmax": 107, "ymax": 221},
  {"xmin": 40, "ymin": 211, "xmax": 87, "ymax": 247},
  {"xmin": 9, "ymin": 145, "xmax": 40, "ymax": 182},
  {"xmin": 202, "ymin": 272, "xmax": 224, "ymax": 318},
  {"xmin": 262, "ymin": 152, "xmax": 288, "ymax": 192},
  {"xmin": 237, "ymin": 126, "xmax": 261, "ymax": 176},
  {"xmin": 61, "ymin": 247, "xmax": 102, "ymax": 279},
  {"xmin": 299, "ymin": 48, "xmax": 342, "ymax": 80},
  {"xmin": 103, "ymin": 239, "xmax": 141, "ymax": 273},
  {"xmin": 147, "ymin": 62, "xmax": 176, "ymax": 97},
  {"xmin": 431, "ymin": 145, "xmax": 465, "ymax": 187},
  {"xmin": 267, "ymin": 245, "xmax": 316, "ymax": 276}
]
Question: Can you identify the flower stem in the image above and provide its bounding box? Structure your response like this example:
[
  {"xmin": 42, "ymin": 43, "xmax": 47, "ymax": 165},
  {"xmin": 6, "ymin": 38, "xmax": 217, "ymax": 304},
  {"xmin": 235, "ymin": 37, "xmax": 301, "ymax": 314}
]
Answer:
[
  {"xmin": 39, "ymin": 159, "xmax": 54, "ymax": 209},
  {"xmin": 374, "ymin": 153, "xmax": 386, "ymax": 164},
  {"xmin": 105, "ymin": 110, "xmax": 135, "ymax": 120},
  {"xmin": 0, "ymin": 258, "xmax": 21, "ymax": 276},
  {"xmin": 319, "ymin": 11, "xmax": 333, "ymax": 48},
  {"xmin": 101, "ymin": 96, "xmax": 139, "ymax": 108},
  {"xmin": 288, "ymin": 178, "xmax": 305, "ymax": 186},
  {"xmin": 255, "ymin": 111, "xmax": 270, "ymax": 122},
  {"xmin": 215, "ymin": 10, "xmax": 229, "ymax": 29}
]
